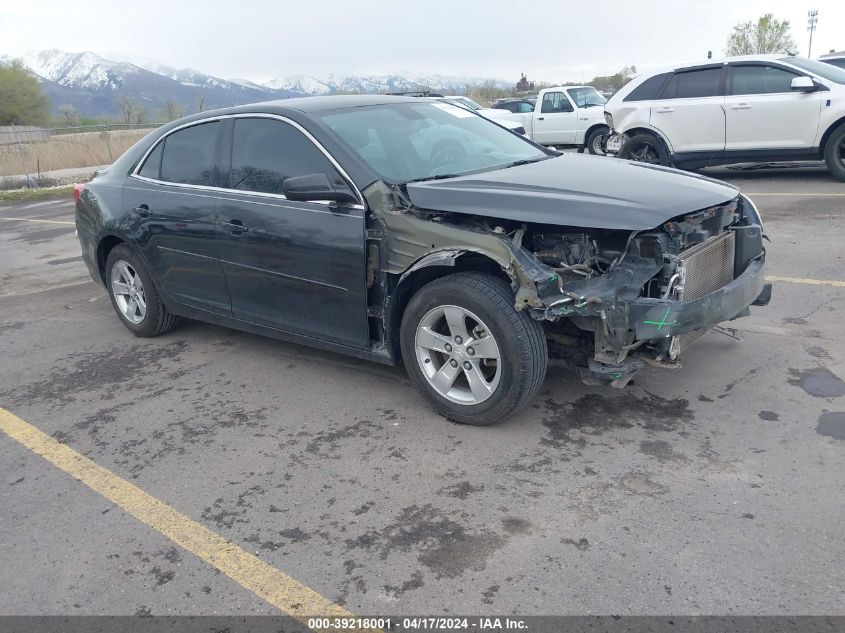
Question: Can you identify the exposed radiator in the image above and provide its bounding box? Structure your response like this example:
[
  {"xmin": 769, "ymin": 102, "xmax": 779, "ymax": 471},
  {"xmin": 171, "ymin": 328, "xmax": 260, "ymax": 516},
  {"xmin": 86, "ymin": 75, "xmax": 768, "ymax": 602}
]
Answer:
[
  {"xmin": 678, "ymin": 231, "xmax": 736, "ymax": 302},
  {"xmin": 676, "ymin": 231, "xmax": 736, "ymax": 351}
]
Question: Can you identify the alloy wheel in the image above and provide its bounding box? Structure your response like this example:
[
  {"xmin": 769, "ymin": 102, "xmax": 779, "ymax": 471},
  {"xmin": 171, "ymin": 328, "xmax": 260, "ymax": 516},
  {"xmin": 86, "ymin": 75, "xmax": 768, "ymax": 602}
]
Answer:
[
  {"xmin": 110, "ymin": 260, "xmax": 147, "ymax": 324},
  {"xmin": 414, "ymin": 305, "xmax": 501, "ymax": 405}
]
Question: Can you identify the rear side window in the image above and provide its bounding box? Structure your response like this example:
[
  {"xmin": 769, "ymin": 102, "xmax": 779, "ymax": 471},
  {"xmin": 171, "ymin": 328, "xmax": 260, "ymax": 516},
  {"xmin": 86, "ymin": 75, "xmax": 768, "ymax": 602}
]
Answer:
[
  {"xmin": 730, "ymin": 65, "xmax": 797, "ymax": 94},
  {"xmin": 138, "ymin": 141, "xmax": 163, "ymax": 179},
  {"xmin": 661, "ymin": 68, "xmax": 722, "ymax": 99},
  {"xmin": 159, "ymin": 121, "xmax": 220, "ymax": 186},
  {"xmin": 624, "ymin": 73, "xmax": 670, "ymax": 101},
  {"xmin": 517, "ymin": 101, "xmax": 534, "ymax": 113},
  {"xmin": 824, "ymin": 59, "xmax": 845, "ymax": 70},
  {"xmin": 230, "ymin": 118, "xmax": 338, "ymax": 195},
  {"xmin": 540, "ymin": 92, "xmax": 574, "ymax": 113}
]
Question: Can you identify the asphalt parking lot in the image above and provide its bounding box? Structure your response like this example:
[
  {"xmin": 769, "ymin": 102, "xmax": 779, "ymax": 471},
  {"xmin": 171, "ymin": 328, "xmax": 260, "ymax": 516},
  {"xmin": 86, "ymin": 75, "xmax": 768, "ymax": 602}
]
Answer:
[{"xmin": 1, "ymin": 163, "xmax": 843, "ymax": 619}]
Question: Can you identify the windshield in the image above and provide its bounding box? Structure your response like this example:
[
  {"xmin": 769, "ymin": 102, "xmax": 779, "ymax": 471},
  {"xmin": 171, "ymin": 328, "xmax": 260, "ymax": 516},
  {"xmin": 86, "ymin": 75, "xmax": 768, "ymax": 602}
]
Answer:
[
  {"xmin": 781, "ymin": 57, "xmax": 845, "ymax": 84},
  {"xmin": 566, "ymin": 87, "xmax": 607, "ymax": 108},
  {"xmin": 317, "ymin": 101, "xmax": 550, "ymax": 184}
]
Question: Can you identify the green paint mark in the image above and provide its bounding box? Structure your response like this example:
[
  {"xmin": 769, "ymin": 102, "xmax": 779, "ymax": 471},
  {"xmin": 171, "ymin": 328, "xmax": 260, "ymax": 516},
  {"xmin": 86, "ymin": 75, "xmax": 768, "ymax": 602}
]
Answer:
[
  {"xmin": 610, "ymin": 371, "xmax": 623, "ymax": 379},
  {"xmin": 643, "ymin": 306, "xmax": 679, "ymax": 331}
]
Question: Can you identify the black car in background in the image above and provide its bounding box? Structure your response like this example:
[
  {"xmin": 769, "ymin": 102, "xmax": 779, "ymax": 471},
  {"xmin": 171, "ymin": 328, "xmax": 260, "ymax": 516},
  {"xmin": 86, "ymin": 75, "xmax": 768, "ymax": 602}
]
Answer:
[{"xmin": 75, "ymin": 96, "xmax": 770, "ymax": 425}]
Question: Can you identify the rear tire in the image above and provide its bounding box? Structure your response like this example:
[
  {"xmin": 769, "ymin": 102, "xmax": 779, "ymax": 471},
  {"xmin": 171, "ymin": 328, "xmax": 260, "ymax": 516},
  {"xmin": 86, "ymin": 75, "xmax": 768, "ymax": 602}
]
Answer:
[
  {"xmin": 586, "ymin": 126, "xmax": 610, "ymax": 155},
  {"xmin": 823, "ymin": 124, "xmax": 845, "ymax": 182},
  {"xmin": 619, "ymin": 133, "xmax": 671, "ymax": 166},
  {"xmin": 400, "ymin": 272, "xmax": 547, "ymax": 425},
  {"xmin": 106, "ymin": 244, "xmax": 179, "ymax": 337}
]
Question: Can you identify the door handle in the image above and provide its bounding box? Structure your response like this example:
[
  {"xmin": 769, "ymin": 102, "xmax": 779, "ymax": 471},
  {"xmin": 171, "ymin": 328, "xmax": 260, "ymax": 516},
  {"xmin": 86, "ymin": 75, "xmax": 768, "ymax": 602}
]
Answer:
[
  {"xmin": 730, "ymin": 103, "xmax": 752, "ymax": 110},
  {"xmin": 537, "ymin": 116, "xmax": 544, "ymax": 120},
  {"xmin": 132, "ymin": 204, "xmax": 151, "ymax": 218},
  {"xmin": 222, "ymin": 219, "xmax": 248, "ymax": 235},
  {"xmin": 655, "ymin": 107, "xmax": 674, "ymax": 113}
]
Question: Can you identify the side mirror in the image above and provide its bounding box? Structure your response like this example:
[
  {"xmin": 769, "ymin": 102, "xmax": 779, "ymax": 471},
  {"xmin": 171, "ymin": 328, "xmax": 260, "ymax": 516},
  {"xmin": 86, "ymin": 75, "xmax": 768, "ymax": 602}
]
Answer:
[
  {"xmin": 790, "ymin": 76, "xmax": 816, "ymax": 92},
  {"xmin": 282, "ymin": 173, "xmax": 358, "ymax": 205}
]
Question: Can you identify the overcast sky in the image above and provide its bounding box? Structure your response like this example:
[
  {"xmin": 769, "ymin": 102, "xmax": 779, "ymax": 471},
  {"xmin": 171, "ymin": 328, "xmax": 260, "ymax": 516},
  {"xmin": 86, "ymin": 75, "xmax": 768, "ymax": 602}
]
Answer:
[{"xmin": 2, "ymin": 0, "xmax": 842, "ymax": 82}]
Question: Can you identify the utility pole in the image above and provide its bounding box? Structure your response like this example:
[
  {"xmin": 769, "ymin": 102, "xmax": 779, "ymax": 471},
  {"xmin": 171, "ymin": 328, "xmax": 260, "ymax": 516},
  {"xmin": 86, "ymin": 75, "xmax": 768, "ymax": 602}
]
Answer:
[{"xmin": 807, "ymin": 10, "xmax": 819, "ymax": 58}]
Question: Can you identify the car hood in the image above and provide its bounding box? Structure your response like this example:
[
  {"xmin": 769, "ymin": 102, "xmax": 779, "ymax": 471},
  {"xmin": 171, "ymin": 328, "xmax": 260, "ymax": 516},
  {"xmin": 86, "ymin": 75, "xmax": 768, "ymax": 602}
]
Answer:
[{"xmin": 404, "ymin": 153, "xmax": 739, "ymax": 230}]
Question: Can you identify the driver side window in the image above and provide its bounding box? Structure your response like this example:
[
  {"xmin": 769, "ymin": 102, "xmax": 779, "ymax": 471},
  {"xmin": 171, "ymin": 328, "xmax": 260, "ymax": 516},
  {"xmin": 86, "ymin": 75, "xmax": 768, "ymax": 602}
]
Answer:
[
  {"xmin": 230, "ymin": 118, "xmax": 340, "ymax": 195},
  {"xmin": 540, "ymin": 92, "xmax": 574, "ymax": 114}
]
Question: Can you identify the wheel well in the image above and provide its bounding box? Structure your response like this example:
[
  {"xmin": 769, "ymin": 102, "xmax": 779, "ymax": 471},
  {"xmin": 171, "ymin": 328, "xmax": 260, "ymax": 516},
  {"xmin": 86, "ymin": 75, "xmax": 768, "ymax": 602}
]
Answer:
[
  {"xmin": 820, "ymin": 116, "xmax": 845, "ymax": 155},
  {"xmin": 585, "ymin": 123, "xmax": 609, "ymax": 138},
  {"xmin": 96, "ymin": 235, "xmax": 125, "ymax": 283},
  {"xmin": 385, "ymin": 253, "xmax": 511, "ymax": 362},
  {"xmin": 623, "ymin": 127, "xmax": 673, "ymax": 154}
]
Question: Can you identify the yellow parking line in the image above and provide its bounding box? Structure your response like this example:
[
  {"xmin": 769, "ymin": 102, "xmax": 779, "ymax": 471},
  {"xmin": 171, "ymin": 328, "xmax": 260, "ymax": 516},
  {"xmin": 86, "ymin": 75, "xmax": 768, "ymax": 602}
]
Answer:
[
  {"xmin": 0, "ymin": 216, "xmax": 74, "ymax": 225},
  {"xmin": 768, "ymin": 275, "xmax": 845, "ymax": 288},
  {"xmin": 0, "ymin": 406, "xmax": 363, "ymax": 631}
]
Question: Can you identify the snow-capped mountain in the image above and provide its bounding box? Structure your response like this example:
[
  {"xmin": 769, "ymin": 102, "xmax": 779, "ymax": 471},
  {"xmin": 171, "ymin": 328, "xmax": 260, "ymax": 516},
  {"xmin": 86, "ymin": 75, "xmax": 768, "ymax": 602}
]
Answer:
[{"xmin": 6, "ymin": 49, "xmax": 510, "ymax": 118}]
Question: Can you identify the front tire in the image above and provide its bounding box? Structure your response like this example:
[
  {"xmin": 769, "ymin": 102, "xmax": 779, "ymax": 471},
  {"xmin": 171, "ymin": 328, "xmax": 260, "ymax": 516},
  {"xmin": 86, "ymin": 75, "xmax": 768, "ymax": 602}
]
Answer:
[
  {"xmin": 105, "ymin": 244, "xmax": 179, "ymax": 337},
  {"xmin": 586, "ymin": 126, "xmax": 610, "ymax": 155},
  {"xmin": 618, "ymin": 133, "xmax": 671, "ymax": 166},
  {"xmin": 823, "ymin": 124, "xmax": 845, "ymax": 182},
  {"xmin": 400, "ymin": 273, "xmax": 547, "ymax": 425}
]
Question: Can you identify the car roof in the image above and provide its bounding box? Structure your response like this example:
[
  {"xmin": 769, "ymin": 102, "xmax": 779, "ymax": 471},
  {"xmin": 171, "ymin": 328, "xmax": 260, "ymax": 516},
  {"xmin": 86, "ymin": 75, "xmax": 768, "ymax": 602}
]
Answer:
[{"xmin": 819, "ymin": 51, "xmax": 845, "ymax": 59}]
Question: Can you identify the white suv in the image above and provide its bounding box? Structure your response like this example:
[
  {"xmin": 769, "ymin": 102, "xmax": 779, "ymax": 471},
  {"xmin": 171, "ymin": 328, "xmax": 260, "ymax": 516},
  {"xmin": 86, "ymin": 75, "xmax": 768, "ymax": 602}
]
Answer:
[{"xmin": 604, "ymin": 55, "xmax": 845, "ymax": 181}]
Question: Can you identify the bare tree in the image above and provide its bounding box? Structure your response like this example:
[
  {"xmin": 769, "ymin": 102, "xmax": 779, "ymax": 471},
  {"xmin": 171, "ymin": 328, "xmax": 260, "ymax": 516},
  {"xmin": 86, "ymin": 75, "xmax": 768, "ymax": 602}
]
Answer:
[
  {"xmin": 164, "ymin": 101, "xmax": 183, "ymax": 121},
  {"xmin": 118, "ymin": 96, "xmax": 135, "ymax": 124},
  {"xmin": 134, "ymin": 105, "xmax": 147, "ymax": 125},
  {"xmin": 196, "ymin": 95, "xmax": 207, "ymax": 113},
  {"xmin": 58, "ymin": 104, "xmax": 81, "ymax": 126},
  {"xmin": 726, "ymin": 14, "xmax": 797, "ymax": 56}
]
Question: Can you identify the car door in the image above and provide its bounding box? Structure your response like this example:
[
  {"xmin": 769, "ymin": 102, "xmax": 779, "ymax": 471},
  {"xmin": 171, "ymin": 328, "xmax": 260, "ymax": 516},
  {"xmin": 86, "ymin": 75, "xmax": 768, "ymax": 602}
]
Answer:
[
  {"xmin": 724, "ymin": 63, "xmax": 823, "ymax": 151},
  {"xmin": 649, "ymin": 66, "xmax": 726, "ymax": 154},
  {"xmin": 124, "ymin": 120, "xmax": 231, "ymax": 314},
  {"xmin": 532, "ymin": 91, "xmax": 577, "ymax": 144},
  {"xmin": 216, "ymin": 116, "xmax": 369, "ymax": 348}
]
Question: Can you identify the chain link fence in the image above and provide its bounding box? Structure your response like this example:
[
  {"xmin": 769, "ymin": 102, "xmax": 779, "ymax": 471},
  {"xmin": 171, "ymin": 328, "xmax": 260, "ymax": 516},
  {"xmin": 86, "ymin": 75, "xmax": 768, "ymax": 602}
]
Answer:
[{"xmin": 0, "ymin": 123, "xmax": 162, "ymax": 187}]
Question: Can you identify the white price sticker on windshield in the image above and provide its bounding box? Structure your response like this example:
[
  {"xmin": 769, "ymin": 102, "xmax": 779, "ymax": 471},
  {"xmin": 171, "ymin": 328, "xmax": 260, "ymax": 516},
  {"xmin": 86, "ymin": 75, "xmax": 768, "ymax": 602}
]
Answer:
[{"xmin": 431, "ymin": 102, "xmax": 475, "ymax": 118}]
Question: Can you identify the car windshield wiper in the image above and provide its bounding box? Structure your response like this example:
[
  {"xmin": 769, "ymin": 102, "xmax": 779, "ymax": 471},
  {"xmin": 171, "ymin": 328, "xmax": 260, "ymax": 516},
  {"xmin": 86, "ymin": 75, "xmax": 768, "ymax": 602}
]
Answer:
[
  {"xmin": 502, "ymin": 157, "xmax": 549, "ymax": 169},
  {"xmin": 401, "ymin": 173, "xmax": 464, "ymax": 185}
]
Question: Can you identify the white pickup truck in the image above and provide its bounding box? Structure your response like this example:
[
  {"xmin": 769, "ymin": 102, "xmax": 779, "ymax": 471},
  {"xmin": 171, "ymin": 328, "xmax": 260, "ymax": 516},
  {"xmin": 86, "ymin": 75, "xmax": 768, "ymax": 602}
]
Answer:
[{"xmin": 492, "ymin": 86, "xmax": 610, "ymax": 153}]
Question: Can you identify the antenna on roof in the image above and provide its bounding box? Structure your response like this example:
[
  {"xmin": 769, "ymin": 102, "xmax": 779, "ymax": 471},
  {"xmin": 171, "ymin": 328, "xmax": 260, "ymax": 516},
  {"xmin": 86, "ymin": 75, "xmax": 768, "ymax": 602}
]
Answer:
[{"xmin": 707, "ymin": 50, "xmax": 712, "ymax": 59}]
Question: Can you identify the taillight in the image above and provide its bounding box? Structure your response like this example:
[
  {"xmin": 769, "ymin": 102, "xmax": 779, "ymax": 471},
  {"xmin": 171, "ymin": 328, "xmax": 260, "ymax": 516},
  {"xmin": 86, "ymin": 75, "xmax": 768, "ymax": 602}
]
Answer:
[{"xmin": 73, "ymin": 183, "xmax": 85, "ymax": 203}]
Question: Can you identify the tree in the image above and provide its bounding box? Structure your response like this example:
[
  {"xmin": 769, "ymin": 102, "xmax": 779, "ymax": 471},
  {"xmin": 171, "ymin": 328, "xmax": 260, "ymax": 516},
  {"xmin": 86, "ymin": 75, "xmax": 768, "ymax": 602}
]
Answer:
[
  {"xmin": 58, "ymin": 104, "xmax": 81, "ymax": 126},
  {"xmin": 726, "ymin": 14, "xmax": 797, "ymax": 56},
  {"xmin": 164, "ymin": 101, "xmax": 182, "ymax": 121},
  {"xmin": 196, "ymin": 95, "xmax": 207, "ymax": 113},
  {"xmin": 118, "ymin": 96, "xmax": 136, "ymax": 124},
  {"xmin": 0, "ymin": 59, "xmax": 50, "ymax": 126}
]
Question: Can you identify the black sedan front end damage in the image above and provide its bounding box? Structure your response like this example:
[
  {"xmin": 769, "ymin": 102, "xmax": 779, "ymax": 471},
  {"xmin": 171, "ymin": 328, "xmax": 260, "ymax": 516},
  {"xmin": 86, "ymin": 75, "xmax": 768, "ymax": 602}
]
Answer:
[
  {"xmin": 518, "ymin": 194, "xmax": 770, "ymax": 386},
  {"xmin": 381, "ymin": 157, "xmax": 771, "ymax": 388}
]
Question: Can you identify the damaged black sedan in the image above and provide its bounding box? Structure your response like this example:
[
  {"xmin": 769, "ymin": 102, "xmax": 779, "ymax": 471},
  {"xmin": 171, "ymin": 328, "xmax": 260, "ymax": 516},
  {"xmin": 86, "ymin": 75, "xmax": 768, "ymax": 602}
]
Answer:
[{"xmin": 75, "ymin": 95, "xmax": 771, "ymax": 425}]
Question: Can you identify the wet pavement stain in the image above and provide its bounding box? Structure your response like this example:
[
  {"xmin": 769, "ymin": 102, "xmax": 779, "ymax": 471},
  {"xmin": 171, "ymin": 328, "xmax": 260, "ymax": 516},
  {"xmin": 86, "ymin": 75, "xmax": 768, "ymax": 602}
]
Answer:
[
  {"xmin": 383, "ymin": 571, "xmax": 424, "ymax": 599},
  {"xmin": 500, "ymin": 517, "xmax": 532, "ymax": 535},
  {"xmin": 542, "ymin": 392, "xmax": 694, "ymax": 448},
  {"xmin": 305, "ymin": 420, "xmax": 380, "ymax": 457},
  {"xmin": 10, "ymin": 226, "xmax": 75, "ymax": 244},
  {"xmin": 638, "ymin": 440, "xmax": 690, "ymax": 465},
  {"xmin": 816, "ymin": 412, "xmax": 845, "ymax": 440},
  {"xmin": 618, "ymin": 471, "xmax": 669, "ymax": 496},
  {"xmin": 481, "ymin": 584, "xmax": 500, "ymax": 604},
  {"xmin": 561, "ymin": 537, "xmax": 590, "ymax": 551},
  {"xmin": 788, "ymin": 368, "xmax": 845, "ymax": 398},
  {"xmin": 439, "ymin": 481, "xmax": 484, "ymax": 500},
  {"xmin": 759, "ymin": 411, "xmax": 780, "ymax": 421},
  {"xmin": 2, "ymin": 340, "xmax": 189, "ymax": 406},
  {"xmin": 345, "ymin": 504, "xmax": 505, "ymax": 579}
]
